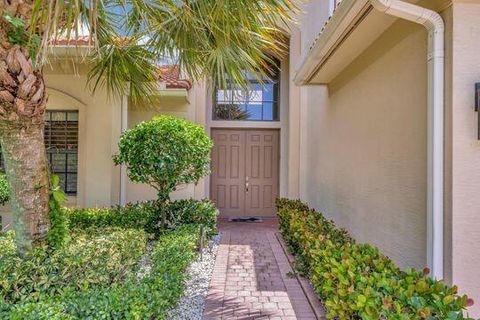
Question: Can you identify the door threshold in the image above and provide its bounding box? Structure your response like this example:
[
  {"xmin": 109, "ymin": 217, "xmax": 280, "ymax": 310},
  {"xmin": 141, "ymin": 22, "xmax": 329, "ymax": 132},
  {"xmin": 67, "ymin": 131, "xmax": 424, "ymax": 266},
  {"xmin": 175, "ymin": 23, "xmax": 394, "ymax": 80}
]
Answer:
[{"xmin": 228, "ymin": 217, "xmax": 263, "ymax": 223}]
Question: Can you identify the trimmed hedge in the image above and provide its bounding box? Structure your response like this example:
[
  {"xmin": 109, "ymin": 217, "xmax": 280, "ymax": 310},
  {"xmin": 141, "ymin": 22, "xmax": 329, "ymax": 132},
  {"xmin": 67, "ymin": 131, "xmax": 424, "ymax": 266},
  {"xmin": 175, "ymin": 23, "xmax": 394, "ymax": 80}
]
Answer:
[
  {"xmin": 66, "ymin": 198, "xmax": 217, "ymax": 236},
  {"xmin": 1, "ymin": 225, "xmax": 202, "ymax": 319},
  {"xmin": 276, "ymin": 198, "xmax": 474, "ymax": 320}
]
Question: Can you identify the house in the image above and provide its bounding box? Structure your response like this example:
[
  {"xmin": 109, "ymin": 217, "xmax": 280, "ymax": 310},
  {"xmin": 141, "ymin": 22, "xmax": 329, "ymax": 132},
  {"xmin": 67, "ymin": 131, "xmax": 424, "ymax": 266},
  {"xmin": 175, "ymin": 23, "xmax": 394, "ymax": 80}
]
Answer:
[{"xmin": 0, "ymin": 0, "xmax": 479, "ymax": 316}]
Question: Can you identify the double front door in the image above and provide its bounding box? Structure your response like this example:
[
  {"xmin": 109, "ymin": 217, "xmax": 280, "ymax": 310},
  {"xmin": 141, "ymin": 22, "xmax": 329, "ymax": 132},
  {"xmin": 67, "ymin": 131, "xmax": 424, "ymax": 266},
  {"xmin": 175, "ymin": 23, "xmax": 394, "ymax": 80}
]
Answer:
[{"xmin": 210, "ymin": 129, "xmax": 280, "ymax": 217}]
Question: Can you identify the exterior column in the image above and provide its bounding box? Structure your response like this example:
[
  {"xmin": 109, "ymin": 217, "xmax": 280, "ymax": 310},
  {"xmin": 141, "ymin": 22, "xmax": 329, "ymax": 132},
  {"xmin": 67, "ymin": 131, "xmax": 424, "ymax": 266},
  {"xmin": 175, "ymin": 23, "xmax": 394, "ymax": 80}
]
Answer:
[
  {"xmin": 119, "ymin": 94, "xmax": 128, "ymax": 206},
  {"xmin": 287, "ymin": 26, "xmax": 302, "ymax": 199}
]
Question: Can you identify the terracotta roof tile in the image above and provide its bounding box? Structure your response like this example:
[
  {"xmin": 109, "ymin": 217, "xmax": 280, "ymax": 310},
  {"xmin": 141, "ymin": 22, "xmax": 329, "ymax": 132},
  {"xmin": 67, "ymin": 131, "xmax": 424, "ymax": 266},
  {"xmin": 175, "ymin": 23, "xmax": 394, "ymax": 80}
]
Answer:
[{"xmin": 156, "ymin": 65, "xmax": 192, "ymax": 90}]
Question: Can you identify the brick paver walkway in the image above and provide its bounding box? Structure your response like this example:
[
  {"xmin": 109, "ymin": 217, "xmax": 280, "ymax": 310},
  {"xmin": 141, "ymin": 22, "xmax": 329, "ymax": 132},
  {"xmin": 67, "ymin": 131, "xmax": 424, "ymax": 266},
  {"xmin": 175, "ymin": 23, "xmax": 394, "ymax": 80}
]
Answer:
[{"xmin": 203, "ymin": 219, "xmax": 319, "ymax": 319}]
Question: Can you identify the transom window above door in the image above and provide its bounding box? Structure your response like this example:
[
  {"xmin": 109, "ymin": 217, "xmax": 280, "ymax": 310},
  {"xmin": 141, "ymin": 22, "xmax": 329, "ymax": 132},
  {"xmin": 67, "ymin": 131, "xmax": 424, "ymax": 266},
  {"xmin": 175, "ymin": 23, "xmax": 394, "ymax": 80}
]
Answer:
[{"xmin": 213, "ymin": 64, "xmax": 280, "ymax": 121}]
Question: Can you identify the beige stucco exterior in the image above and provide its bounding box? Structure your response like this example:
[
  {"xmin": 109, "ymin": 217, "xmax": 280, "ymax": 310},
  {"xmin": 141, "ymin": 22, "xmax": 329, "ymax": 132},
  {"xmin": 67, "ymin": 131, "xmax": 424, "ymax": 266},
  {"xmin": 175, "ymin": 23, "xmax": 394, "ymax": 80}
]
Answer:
[
  {"xmin": 45, "ymin": 60, "xmax": 209, "ymax": 206},
  {"xmin": 447, "ymin": 1, "xmax": 480, "ymax": 314},
  {"xmin": 288, "ymin": 0, "xmax": 480, "ymax": 316},
  {"xmin": 298, "ymin": 19, "xmax": 429, "ymax": 270}
]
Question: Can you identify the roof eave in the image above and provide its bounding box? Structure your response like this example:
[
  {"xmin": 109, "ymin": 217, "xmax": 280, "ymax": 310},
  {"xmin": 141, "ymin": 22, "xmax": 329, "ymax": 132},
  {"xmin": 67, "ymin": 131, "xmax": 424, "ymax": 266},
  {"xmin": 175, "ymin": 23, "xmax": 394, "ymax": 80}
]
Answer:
[
  {"xmin": 293, "ymin": 0, "xmax": 430, "ymax": 85},
  {"xmin": 293, "ymin": 0, "xmax": 371, "ymax": 85}
]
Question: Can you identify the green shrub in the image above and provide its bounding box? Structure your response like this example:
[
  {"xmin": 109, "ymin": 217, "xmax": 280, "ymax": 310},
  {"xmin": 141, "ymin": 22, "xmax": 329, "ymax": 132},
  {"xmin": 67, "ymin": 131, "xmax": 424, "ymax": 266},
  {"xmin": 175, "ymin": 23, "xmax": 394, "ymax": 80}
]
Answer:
[
  {"xmin": 66, "ymin": 202, "xmax": 156, "ymax": 231},
  {"xmin": 0, "ymin": 174, "xmax": 10, "ymax": 205},
  {"xmin": 162, "ymin": 199, "xmax": 218, "ymax": 235},
  {"xmin": 276, "ymin": 198, "xmax": 474, "ymax": 320},
  {"xmin": 4, "ymin": 225, "xmax": 200, "ymax": 319},
  {"xmin": 67, "ymin": 198, "xmax": 218, "ymax": 236},
  {"xmin": 113, "ymin": 116, "xmax": 213, "ymax": 203}
]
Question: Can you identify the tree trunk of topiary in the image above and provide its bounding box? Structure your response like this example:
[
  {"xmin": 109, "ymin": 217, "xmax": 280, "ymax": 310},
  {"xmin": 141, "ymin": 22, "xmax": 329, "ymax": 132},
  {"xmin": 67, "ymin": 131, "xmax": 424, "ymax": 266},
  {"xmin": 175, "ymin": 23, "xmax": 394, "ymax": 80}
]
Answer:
[
  {"xmin": 0, "ymin": 7, "xmax": 50, "ymax": 254},
  {"xmin": 157, "ymin": 193, "xmax": 170, "ymax": 230}
]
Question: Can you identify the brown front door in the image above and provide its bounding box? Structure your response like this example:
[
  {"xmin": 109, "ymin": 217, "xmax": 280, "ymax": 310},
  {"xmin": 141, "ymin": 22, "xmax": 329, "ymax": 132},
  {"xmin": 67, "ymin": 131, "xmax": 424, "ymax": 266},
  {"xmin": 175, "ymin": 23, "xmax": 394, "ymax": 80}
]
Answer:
[{"xmin": 210, "ymin": 129, "xmax": 280, "ymax": 217}]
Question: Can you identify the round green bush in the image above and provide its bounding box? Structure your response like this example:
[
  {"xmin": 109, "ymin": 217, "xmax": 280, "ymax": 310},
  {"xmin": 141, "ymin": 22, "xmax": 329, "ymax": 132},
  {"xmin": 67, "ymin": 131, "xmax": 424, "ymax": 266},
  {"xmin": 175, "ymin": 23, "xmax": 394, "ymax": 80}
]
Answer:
[
  {"xmin": 113, "ymin": 115, "xmax": 213, "ymax": 202},
  {"xmin": 0, "ymin": 174, "xmax": 10, "ymax": 205}
]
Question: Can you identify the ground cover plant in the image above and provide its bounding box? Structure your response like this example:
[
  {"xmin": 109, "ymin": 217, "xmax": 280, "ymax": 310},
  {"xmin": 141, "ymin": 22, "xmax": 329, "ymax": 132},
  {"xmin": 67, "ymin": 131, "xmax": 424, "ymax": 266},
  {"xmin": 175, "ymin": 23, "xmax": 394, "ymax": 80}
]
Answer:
[
  {"xmin": 0, "ymin": 201, "xmax": 214, "ymax": 319},
  {"xmin": 276, "ymin": 198, "xmax": 474, "ymax": 320}
]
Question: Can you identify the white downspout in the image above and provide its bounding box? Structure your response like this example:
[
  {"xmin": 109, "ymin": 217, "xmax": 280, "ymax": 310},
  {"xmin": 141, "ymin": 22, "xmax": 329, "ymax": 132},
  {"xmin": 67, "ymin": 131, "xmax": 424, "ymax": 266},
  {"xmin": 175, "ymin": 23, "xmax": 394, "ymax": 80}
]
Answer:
[
  {"xmin": 370, "ymin": 0, "xmax": 445, "ymax": 279},
  {"xmin": 119, "ymin": 94, "xmax": 128, "ymax": 206}
]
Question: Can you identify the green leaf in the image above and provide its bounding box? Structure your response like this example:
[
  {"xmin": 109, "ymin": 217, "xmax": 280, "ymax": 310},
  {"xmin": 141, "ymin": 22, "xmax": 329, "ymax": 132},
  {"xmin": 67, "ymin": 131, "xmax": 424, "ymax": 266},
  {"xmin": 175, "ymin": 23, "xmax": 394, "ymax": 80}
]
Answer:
[{"xmin": 51, "ymin": 175, "xmax": 60, "ymax": 188}]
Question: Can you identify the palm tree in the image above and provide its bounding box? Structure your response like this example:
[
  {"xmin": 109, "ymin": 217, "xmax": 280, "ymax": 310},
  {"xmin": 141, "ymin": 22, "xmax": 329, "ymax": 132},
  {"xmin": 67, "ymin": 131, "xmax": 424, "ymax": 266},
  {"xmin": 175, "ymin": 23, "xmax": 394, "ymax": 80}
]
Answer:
[{"xmin": 0, "ymin": 0, "xmax": 295, "ymax": 254}]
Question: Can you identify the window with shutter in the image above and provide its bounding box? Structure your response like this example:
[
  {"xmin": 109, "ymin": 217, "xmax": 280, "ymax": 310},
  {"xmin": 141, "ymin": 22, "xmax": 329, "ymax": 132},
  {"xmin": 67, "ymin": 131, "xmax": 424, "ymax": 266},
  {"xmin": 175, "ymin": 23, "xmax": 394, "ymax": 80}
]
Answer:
[
  {"xmin": 0, "ymin": 110, "xmax": 79, "ymax": 195},
  {"xmin": 45, "ymin": 111, "xmax": 79, "ymax": 195}
]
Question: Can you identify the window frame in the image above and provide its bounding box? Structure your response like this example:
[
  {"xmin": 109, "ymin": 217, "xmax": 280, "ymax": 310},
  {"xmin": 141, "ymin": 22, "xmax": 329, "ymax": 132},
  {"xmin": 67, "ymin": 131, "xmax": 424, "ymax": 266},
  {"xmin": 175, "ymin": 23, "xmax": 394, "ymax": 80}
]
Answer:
[{"xmin": 44, "ymin": 110, "xmax": 79, "ymax": 195}]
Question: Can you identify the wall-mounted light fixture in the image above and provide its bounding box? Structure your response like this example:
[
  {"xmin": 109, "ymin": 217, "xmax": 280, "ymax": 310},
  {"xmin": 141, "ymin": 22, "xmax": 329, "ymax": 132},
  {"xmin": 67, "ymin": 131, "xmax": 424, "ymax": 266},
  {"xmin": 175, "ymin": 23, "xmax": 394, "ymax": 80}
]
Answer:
[{"xmin": 476, "ymin": 83, "xmax": 480, "ymax": 139}]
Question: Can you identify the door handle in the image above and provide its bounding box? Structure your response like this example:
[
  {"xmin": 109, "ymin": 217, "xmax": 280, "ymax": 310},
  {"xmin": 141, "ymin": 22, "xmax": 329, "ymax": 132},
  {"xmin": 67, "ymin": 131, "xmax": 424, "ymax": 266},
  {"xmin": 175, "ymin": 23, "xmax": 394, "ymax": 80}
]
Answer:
[{"xmin": 246, "ymin": 176, "xmax": 249, "ymax": 192}]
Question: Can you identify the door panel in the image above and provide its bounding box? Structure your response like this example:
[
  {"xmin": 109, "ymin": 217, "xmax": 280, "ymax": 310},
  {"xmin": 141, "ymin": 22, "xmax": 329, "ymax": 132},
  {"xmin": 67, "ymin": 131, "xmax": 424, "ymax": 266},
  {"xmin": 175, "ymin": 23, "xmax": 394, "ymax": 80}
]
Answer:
[
  {"xmin": 210, "ymin": 129, "xmax": 279, "ymax": 217},
  {"xmin": 245, "ymin": 130, "xmax": 279, "ymax": 216},
  {"xmin": 210, "ymin": 130, "xmax": 246, "ymax": 216}
]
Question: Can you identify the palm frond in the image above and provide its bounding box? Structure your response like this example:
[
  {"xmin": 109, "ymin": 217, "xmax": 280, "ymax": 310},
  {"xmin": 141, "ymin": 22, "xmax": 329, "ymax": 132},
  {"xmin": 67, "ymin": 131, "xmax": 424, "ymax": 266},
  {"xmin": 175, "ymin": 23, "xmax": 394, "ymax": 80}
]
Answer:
[
  {"xmin": 87, "ymin": 39, "xmax": 158, "ymax": 102},
  {"xmin": 28, "ymin": 0, "xmax": 298, "ymax": 100}
]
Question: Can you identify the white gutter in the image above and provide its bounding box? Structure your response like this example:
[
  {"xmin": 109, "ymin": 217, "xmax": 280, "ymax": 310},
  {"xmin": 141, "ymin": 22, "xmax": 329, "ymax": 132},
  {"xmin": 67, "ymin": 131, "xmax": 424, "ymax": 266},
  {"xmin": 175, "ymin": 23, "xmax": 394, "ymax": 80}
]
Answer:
[
  {"xmin": 119, "ymin": 94, "xmax": 128, "ymax": 206},
  {"xmin": 370, "ymin": 0, "xmax": 445, "ymax": 279}
]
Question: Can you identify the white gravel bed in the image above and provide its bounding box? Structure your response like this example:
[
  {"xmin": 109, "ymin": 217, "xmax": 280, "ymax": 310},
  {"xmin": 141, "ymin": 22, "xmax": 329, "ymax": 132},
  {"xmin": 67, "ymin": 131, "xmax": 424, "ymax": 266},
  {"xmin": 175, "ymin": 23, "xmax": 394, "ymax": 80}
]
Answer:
[{"xmin": 168, "ymin": 232, "xmax": 222, "ymax": 320}]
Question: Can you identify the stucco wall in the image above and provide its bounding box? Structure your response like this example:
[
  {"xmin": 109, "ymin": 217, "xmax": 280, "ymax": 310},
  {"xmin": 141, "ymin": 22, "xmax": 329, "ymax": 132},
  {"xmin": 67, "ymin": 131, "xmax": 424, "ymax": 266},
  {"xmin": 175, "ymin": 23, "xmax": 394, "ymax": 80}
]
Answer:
[
  {"xmin": 448, "ymin": 2, "xmax": 480, "ymax": 316},
  {"xmin": 298, "ymin": 20, "xmax": 429, "ymax": 270},
  {"xmin": 44, "ymin": 63, "xmax": 121, "ymax": 208}
]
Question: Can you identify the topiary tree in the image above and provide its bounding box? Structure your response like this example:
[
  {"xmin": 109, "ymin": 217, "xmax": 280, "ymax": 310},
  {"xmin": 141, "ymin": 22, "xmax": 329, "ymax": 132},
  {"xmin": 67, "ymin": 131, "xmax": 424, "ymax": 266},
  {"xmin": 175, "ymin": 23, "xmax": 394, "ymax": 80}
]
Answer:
[{"xmin": 113, "ymin": 115, "xmax": 213, "ymax": 204}]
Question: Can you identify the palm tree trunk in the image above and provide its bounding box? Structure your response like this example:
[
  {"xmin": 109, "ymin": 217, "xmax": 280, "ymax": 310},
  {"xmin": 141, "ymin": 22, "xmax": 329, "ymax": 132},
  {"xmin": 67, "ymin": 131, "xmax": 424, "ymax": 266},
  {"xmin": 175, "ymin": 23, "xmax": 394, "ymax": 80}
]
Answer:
[
  {"xmin": 0, "ymin": 123, "xmax": 49, "ymax": 253},
  {"xmin": 0, "ymin": 37, "xmax": 50, "ymax": 253}
]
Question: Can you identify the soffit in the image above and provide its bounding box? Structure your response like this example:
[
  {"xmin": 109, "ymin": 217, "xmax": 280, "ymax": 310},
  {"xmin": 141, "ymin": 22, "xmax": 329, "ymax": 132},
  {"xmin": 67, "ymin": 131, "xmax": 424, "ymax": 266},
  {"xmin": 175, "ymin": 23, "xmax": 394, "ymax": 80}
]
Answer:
[{"xmin": 293, "ymin": 0, "xmax": 436, "ymax": 85}]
